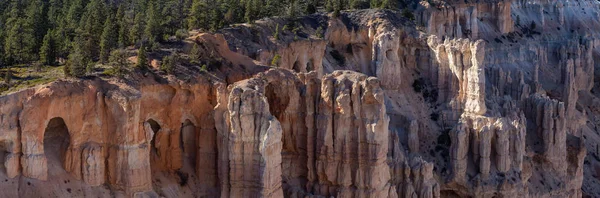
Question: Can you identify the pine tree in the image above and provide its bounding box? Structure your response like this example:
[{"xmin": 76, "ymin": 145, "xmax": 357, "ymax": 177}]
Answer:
[
  {"xmin": 4, "ymin": 0, "xmax": 36, "ymax": 65},
  {"xmin": 209, "ymin": 2, "xmax": 224, "ymax": 31},
  {"xmin": 370, "ymin": 0, "xmax": 380, "ymax": 9},
  {"xmin": 130, "ymin": 12, "xmax": 145, "ymax": 46},
  {"xmin": 4, "ymin": 67, "xmax": 11, "ymax": 84},
  {"xmin": 66, "ymin": 0, "xmax": 85, "ymax": 31},
  {"xmin": 116, "ymin": 4, "xmax": 129, "ymax": 48},
  {"xmin": 40, "ymin": 31, "xmax": 57, "ymax": 65},
  {"xmin": 287, "ymin": 0, "xmax": 299, "ymax": 18},
  {"xmin": 190, "ymin": 43, "xmax": 202, "ymax": 60},
  {"xmin": 109, "ymin": 49, "xmax": 129, "ymax": 77},
  {"xmin": 5, "ymin": 19, "xmax": 35, "ymax": 64},
  {"xmin": 306, "ymin": 0, "xmax": 317, "ymax": 14},
  {"xmin": 144, "ymin": 2, "xmax": 162, "ymax": 42},
  {"xmin": 160, "ymin": 53, "xmax": 177, "ymax": 74},
  {"xmin": 67, "ymin": 43, "xmax": 89, "ymax": 77},
  {"xmin": 245, "ymin": 0, "xmax": 255, "ymax": 23},
  {"xmin": 162, "ymin": 0, "xmax": 184, "ymax": 36},
  {"xmin": 188, "ymin": 0, "xmax": 209, "ymax": 30},
  {"xmin": 380, "ymin": 0, "xmax": 397, "ymax": 10},
  {"xmin": 326, "ymin": 0, "xmax": 334, "ymax": 12},
  {"xmin": 79, "ymin": 0, "xmax": 107, "ymax": 60},
  {"xmin": 25, "ymin": 0, "xmax": 49, "ymax": 55},
  {"xmin": 100, "ymin": 16, "xmax": 118, "ymax": 63},
  {"xmin": 136, "ymin": 45, "xmax": 148, "ymax": 70}
]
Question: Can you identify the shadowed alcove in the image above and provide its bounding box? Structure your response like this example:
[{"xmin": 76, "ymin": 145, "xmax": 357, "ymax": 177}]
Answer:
[
  {"xmin": 43, "ymin": 117, "xmax": 70, "ymax": 176},
  {"xmin": 180, "ymin": 119, "xmax": 197, "ymax": 170},
  {"xmin": 146, "ymin": 119, "xmax": 162, "ymax": 170}
]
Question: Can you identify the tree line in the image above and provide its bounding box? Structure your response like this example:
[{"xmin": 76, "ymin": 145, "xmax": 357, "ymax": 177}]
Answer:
[{"xmin": 0, "ymin": 0, "xmax": 415, "ymax": 77}]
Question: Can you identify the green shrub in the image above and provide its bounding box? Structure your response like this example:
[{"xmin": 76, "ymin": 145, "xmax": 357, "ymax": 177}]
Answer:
[
  {"xmin": 161, "ymin": 54, "xmax": 178, "ymax": 74},
  {"xmin": 109, "ymin": 49, "xmax": 130, "ymax": 77},
  {"xmin": 33, "ymin": 62, "xmax": 43, "ymax": 72},
  {"xmin": 4, "ymin": 69, "xmax": 11, "ymax": 84},
  {"xmin": 316, "ymin": 27, "xmax": 324, "ymax": 38},
  {"xmin": 175, "ymin": 29, "xmax": 189, "ymax": 40},
  {"xmin": 190, "ymin": 43, "xmax": 202, "ymax": 60},
  {"xmin": 67, "ymin": 52, "xmax": 89, "ymax": 77},
  {"xmin": 273, "ymin": 24, "xmax": 280, "ymax": 40},
  {"xmin": 136, "ymin": 46, "xmax": 148, "ymax": 70},
  {"xmin": 271, "ymin": 54, "xmax": 281, "ymax": 67}
]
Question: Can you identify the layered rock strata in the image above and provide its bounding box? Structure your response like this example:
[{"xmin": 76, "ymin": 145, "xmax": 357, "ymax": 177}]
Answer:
[{"xmin": 1, "ymin": 0, "xmax": 599, "ymax": 197}]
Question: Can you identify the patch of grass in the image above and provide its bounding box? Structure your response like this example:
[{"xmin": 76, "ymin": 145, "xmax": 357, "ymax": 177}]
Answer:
[{"xmin": 1, "ymin": 65, "xmax": 64, "ymax": 95}]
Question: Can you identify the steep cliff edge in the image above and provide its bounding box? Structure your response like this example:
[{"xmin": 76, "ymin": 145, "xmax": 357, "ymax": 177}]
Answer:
[{"xmin": 1, "ymin": 0, "xmax": 599, "ymax": 197}]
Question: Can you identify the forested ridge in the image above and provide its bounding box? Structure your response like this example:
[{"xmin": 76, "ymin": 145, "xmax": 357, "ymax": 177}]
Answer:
[{"xmin": 0, "ymin": 0, "xmax": 417, "ymax": 79}]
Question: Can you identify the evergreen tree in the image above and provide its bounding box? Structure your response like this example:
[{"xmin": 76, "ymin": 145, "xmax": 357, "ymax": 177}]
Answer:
[
  {"xmin": 0, "ymin": 0, "xmax": 393, "ymax": 72},
  {"xmin": 66, "ymin": 0, "xmax": 85, "ymax": 31},
  {"xmin": 25, "ymin": 0, "xmax": 49, "ymax": 55},
  {"xmin": 380, "ymin": 0, "xmax": 397, "ymax": 10},
  {"xmin": 4, "ymin": 0, "xmax": 35, "ymax": 65},
  {"xmin": 188, "ymin": 0, "xmax": 208, "ymax": 30},
  {"xmin": 162, "ymin": 0, "xmax": 184, "ymax": 36},
  {"xmin": 224, "ymin": 0, "xmax": 243, "ymax": 24},
  {"xmin": 209, "ymin": 2, "xmax": 224, "ymax": 31},
  {"xmin": 67, "ymin": 44, "xmax": 89, "ymax": 77},
  {"xmin": 306, "ymin": 0, "xmax": 317, "ymax": 14},
  {"xmin": 264, "ymin": 0, "xmax": 282, "ymax": 17},
  {"xmin": 326, "ymin": 0, "xmax": 334, "ymax": 12},
  {"xmin": 40, "ymin": 31, "xmax": 57, "ymax": 65},
  {"xmin": 116, "ymin": 4, "xmax": 130, "ymax": 48},
  {"xmin": 287, "ymin": 0, "xmax": 299, "ymax": 18},
  {"xmin": 130, "ymin": 12, "xmax": 145, "ymax": 45},
  {"xmin": 370, "ymin": 0, "xmax": 381, "ymax": 9},
  {"xmin": 190, "ymin": 43, "xmax": 202, "ymax": 60},
  {"xmin": 100, "ymin": 16, "xmax": 118, "ymax": 63},
  {"xmin": 136, "ymin": 45, "xmax": 148, "ymax": 69},
  {"xmin": 4, "ymin": 67, "xmax": 11, "ymax": 84},
  {"xmin": 4, "ymin": 19, "xmax": 35, "ymax": 64},
  {"xmin": 144, "ymin": 2, "xmax": 162, "ymax": 42},
  {"xmin": 109, "ymin": 49, "xmax": 129, "ymax": 77},
  {"xmin": 79, "ymin": 0, "xmax": 107, "ymax": 60},
  {"xmin": 160, "ymin": 53, "xmax": 177, "ymax": 74},
  {"xmin": 245, "ymin": 0, "xmax": 256, "ymax": 23}
]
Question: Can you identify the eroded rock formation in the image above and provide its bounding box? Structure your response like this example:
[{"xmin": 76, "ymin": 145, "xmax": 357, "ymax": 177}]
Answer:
[{"xmin": 1, "ymin": 0, "xmax": 600, "ymax": 197}]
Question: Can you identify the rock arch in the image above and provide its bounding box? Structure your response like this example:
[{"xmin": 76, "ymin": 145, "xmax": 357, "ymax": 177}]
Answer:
[{"xmin": 43, "ymin": 117, "xmax": 71, "ymax": 176}]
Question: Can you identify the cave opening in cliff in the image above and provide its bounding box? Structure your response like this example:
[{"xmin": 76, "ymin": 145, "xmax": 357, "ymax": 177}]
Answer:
[
  {"xmin": 264, "ymin": 84, "xmax": 290, "ymax": 121},
  {"xmin": 147, "ymin": 119, "xmax": 161, "ymax": 162},
  {"xmin": 43, "ymin": 117, "xmax": 70, "ymax": 175},
  {"xmin": 306, "ymin": 59, "xmax": 314, "ymax": 72},
  {"xmin": 180, "ymin": 119, "xmax": 197, "ymax": 170},
  {"xmin": 293, "ymin": 60, "xmax": 302, "ymax": 72}
]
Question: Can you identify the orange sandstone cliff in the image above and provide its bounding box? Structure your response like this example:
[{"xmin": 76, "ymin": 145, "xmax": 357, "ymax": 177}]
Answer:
[{"xmin": 1, "ymin": 0, "xmax": 600, "ymax": 197}]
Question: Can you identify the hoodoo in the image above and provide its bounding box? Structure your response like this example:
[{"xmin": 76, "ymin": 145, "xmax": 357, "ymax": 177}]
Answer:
[{"xmin": 0, "ymin": 0, "xmax": 599, "ymax": 197}]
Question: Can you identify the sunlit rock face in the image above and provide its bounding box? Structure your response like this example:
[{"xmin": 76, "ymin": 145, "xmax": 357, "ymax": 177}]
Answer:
[{"xmin": 2, "ymin": 0, "xmax": 600, "ymax": 197}]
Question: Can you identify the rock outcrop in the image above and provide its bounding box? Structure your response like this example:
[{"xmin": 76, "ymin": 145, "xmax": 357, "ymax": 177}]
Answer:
[{"xmin": 1, "ymin": 0, "xmax": 600, "ymax": 197}]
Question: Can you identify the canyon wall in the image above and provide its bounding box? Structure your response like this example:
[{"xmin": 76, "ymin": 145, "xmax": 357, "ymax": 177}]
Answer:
[{"xmin": 1, "ymin": 0, "xmax": 599, "ymax": 197}]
